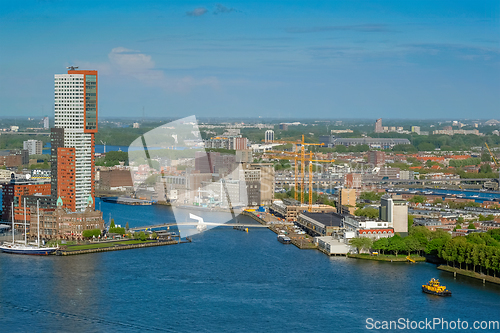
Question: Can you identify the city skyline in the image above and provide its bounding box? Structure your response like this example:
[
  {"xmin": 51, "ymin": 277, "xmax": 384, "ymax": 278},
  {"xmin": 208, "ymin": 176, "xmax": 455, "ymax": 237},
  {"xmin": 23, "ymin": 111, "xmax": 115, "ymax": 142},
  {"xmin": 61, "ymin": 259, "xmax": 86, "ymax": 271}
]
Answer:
[{"xmin": 1, "ymin": 1, "xmax": 499, "ymax": 119}]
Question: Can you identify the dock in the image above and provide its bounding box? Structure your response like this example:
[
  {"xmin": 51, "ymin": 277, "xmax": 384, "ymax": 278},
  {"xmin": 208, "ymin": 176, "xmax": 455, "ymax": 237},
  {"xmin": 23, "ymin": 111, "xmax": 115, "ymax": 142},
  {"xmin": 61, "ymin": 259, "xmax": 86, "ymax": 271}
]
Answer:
[
  {"xmin": 56, "ymin": 239, "xmax": 187, "ymax": 255},
  {"xmin": 242, "ymin": 211, "xmax": 317, "ymax": 250},
  {"xmin": 101, "ymin": 197, "xmax": 153, "ymax": 205}
]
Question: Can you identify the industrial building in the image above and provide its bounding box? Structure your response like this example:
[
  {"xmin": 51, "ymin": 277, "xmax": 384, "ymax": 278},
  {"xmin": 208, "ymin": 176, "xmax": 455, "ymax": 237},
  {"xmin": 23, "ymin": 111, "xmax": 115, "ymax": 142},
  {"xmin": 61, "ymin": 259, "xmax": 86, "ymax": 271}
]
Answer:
[{"xmin": 319, "ymin": 135, "xmax": 410, "ymax": 149}]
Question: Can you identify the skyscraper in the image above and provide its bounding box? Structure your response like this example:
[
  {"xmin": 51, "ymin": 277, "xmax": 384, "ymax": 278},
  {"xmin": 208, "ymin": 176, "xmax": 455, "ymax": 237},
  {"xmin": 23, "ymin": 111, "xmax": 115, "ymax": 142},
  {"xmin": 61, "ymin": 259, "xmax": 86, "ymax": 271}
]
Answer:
[
  {"xmin": 374, "ymin": 118, "xmax": 383, "ymax": 133},
  {"xmin": 52, "ymin": 69, "xmax": 97, "ymax": 211}
]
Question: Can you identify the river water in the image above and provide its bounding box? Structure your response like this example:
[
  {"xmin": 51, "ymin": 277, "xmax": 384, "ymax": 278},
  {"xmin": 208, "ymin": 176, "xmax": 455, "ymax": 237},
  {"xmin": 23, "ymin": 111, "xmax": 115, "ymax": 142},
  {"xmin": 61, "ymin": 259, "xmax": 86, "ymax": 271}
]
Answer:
[{"xmin": 1, "ymin": 199, "xmax": 499, "ymax": 332}]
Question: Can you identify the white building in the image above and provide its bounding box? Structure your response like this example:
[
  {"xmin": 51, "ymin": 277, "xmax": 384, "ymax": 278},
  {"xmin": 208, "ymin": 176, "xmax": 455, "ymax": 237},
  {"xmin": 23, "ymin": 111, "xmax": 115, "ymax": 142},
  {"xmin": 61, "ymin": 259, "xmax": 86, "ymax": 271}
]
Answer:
[
  {"xmin": 53, "ymin": 69, "xmax": 98, "ymax": 212},
  {"xmin": 43, "ymin": 116, "xmax": 49, "ymax": 129},
  {"xmin": 23, "ymin": 140, "xmax": 43, "ymax": 155},
  {"xmin": 380, "ymin": 194, "xmax": 408, "ymax": 234},
  {"xmin": 265, "ymin": 130, "xmax": 274, "ymax": 143}
]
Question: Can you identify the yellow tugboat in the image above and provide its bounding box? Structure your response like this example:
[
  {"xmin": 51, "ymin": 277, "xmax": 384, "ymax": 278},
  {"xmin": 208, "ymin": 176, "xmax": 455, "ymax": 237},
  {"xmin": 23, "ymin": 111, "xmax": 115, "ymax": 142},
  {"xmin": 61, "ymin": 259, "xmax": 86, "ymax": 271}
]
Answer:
[{"xmin": 422, "ymin": 278, "xmax": 452, "ymax": 296}]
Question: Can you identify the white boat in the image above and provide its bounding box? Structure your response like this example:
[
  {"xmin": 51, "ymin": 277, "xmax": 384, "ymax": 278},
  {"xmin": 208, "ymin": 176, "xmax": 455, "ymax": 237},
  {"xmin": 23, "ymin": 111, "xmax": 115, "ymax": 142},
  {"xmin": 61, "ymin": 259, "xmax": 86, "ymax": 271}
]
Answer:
[
  {"xmin": 0, "ymin": 243, "xmax": 57, "ymax": 255},
  {"xmin": 0, "ymin": 200, "xmax": 58, "ymax": 256}
]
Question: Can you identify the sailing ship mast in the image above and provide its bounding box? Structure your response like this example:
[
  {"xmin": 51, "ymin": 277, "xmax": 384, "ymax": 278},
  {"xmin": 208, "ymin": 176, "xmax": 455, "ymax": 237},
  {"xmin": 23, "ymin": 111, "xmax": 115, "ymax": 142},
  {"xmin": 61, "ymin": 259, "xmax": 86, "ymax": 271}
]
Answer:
[
  {"xmin": 24, "ymin": 197, "xmax": 27, "ymax": 245},
  {"xmin": 11, "ymin": 202, "xmax": 14, "ymax": 244},
  {"xmin": 37, "ymin": 200, "xmax": 40, "ymax": 247}
]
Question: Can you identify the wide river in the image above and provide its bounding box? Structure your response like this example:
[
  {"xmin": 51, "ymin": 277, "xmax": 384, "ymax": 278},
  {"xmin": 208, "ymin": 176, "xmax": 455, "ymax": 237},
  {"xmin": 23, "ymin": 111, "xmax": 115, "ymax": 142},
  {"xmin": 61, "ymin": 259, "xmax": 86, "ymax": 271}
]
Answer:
[{"xmin": 1, "ymin": 199, "xmax": 499, "ymax": 332}]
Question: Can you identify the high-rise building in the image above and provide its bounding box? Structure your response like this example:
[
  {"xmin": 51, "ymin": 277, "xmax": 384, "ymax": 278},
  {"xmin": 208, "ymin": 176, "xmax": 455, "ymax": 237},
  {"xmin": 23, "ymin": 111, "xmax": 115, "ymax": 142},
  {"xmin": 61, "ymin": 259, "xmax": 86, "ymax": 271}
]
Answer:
[
  {"xmin": 265, "ymin": 130, "xmax": 274, "ymax": 143},
  {"xmin": 344, "ymin": 173, "xmax": 362, "ymax": 190},
  {"xmin": 337, "ymin": 188, "xmax": 356, "ymax": 215},
  {"xmin": 1, "ymin": 179, "xmax": 51, "ymax": 223},
  {"xmin": 23, "ymin": 140, "xmax": 43, "ymax": 155},
  {"xmin": 52, "ymin": 69, "xmax": 98, "ymax": 212},
  {"xmin": 380, "ymin": 194, "xmax": 408, "ymax": 235},
  {"xmin": 368, "ymin": 151, "xmax": 385, "ymax": 167},
  {"xmin": 43, "ymin": 116, "xmax": 49, "ymax": 129},
  {"xmin": 374, "ymin": 118, "xmax": 383, "ymax": 133}
]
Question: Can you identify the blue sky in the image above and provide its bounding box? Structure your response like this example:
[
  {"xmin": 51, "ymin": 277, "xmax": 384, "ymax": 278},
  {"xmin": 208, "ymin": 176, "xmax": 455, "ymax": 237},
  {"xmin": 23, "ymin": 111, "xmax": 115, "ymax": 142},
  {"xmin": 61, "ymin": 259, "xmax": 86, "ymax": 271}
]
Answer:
[{"xmin": 0, "ymin": 0, "xmax": 499, "ymax": 120}]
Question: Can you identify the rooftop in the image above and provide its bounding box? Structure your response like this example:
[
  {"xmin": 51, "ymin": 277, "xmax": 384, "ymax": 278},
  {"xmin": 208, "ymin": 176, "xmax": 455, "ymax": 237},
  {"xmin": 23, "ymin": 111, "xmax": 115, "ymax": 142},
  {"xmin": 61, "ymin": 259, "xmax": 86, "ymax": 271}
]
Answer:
[{"xmin": 300, "ymin": 211, "xmax": 343, "ymax": 227}]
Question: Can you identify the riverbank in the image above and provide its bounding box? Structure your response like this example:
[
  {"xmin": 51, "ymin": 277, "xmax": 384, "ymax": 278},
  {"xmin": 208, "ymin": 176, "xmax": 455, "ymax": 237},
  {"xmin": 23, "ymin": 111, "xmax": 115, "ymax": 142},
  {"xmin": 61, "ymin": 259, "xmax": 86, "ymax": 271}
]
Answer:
[
  {"xmin": 56, "ymin": 239, "xmax": 186, "ymax": 256},
  {"xmin": 348, "ymin": 253, "xmax": 426, "ymax": 262},
  {"xmin": 437, "ymin": 265, "xmax": 500, "ymax": 285}
]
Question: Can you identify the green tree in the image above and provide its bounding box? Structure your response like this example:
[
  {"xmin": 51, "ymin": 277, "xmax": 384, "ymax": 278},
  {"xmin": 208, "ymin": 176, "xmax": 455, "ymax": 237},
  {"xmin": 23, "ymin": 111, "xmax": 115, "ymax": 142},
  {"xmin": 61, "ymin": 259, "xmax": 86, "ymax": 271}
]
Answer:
[
  {"xmin": 110, "ymin": 219, "xmax": 115, "ymax": 228},
  {"xmin": 388, "ymin": 235, "xmax": 405, "ymax": 256},
  {"xmin": 418, "ymin": 142, "xmax": 435, "ymax": 151},
  {"xmin": 457, "ymin": 216, "xmax": 464, "ymax": 223},
  {"xmin": 354, "ymin": 207, "xmax": 379, "ymax": 219},
  {"xmin": 404, "ymin": 236, "xmax": 420, "ymax": 255},
  {"xmin": 109, "ymin": 227, "xmax": 126, "ymax": 235},
  {"xmin": 480, "ymin": 163, "xmax": 492, "ymax": 174},
  {"xmin": 151, "ymin": 232, "xmax": 158, "ymax": 239},
  {"xmin": 350, "ymin": 237, "xmax": 372, "ymax": 254},
  {"xmin": 82, "ymin": 229, "xmax": 101, "ymax": 239},
  {"xmin": 125, "ymin": 222, "xmax": 129, "ymax": 230},
  {"xmin": 481, "ymin": 153, "xmax": 491, "ymax": 162},
  {"xmin": 359, "ymin": 191, "xmax": 383, "ymax": 202},
  {"xmin": 468, "ymin": 222, "xmax": 476, "ymax": 230},
  {"xmin": 372, "ymin": 237, "xmax": 389, "ymax": 255},
  {"xmin": 408, "ymin": 215, "xmax": 415, "ymax": 230},
  {"xmin": 409, "ymin": 195, "xmax": 426, "ymax": 204}
]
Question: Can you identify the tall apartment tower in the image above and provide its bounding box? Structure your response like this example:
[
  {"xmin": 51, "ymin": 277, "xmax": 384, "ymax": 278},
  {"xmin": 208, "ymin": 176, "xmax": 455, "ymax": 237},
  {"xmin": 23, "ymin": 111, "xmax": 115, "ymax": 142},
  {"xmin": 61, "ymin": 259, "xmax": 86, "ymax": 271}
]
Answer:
[
  {"xmin": 337, "ymin": 188, "xmax": 356, "ymax": 215},
  {"xmin": 51, "ymin": 69, "xmax": 97, "ymax": 212},
  {"xmin": 374, "ymin": 118, "xmax": 383, "ymax": 133},
  {"xmin": 265, "ymin": 130, "xmax": 274, "ymax": 143},
  {"xmin": 368, "ymin": 151, "xmax": 386, "ymax": 167},
  {"xmin": 23, "ymin": 140, "xmax": 43, "ymax": 155}
]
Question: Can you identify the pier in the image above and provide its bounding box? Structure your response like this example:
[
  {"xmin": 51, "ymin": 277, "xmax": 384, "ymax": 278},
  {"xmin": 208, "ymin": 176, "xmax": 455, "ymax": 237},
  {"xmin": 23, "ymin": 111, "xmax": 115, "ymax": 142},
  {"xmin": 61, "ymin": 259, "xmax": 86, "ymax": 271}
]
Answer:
[
  {"xmin": 100, "ymin": 197, "xmax": 153, "ymax": 205},
  {"xmin": 56, "ymin": 239, "xmax": 187, "ymax": 255}
]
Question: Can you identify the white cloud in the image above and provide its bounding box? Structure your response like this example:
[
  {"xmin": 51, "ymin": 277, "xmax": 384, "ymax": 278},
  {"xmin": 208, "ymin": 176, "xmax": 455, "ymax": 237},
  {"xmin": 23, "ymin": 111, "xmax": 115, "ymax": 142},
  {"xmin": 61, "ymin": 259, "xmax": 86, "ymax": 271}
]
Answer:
[
  {"xmin": 79, "ymin": 47, "xmax": 219, "ymax": 93},
  {"xmin": 186, "ymin": 7, "xmax": 207, "ymax": 17}
]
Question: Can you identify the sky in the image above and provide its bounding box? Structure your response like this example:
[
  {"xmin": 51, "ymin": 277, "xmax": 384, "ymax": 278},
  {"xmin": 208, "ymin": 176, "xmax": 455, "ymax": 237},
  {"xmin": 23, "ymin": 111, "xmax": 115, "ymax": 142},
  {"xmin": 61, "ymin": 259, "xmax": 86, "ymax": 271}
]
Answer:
[{"xmin": 0, "ymin": 0, "xmax": 499, "ymax": 120}]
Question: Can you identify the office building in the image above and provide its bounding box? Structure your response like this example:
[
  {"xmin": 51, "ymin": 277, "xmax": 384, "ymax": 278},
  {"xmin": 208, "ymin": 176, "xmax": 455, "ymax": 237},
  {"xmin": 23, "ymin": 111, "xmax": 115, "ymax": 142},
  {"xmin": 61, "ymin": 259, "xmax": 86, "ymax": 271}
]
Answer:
[
  {"xmin": 0, "ymin": 149, "xmax": 29, "ymax": 167},
  {"xmin": 43, "ymin": 116, "xmax": 49, "ymax": 129},
  {"xmin": 380, "ymin": 194, "xmax": 408, "ymax": 234},
  {"xmin": 23, "ymin": 140, "xmax": 43, "ymax": 155},
  {"xmin": 31, "ymin": 198, "xmax": 105, "ymax": 240},
  {"xmin": 52, "ymin": 69, "xmax": 98, "ymax": 212},
  {"xmin": 265, "ymin": 130, "xmax": 274, "ymax": 143},
  {"xmin": 1, "ymin": 179, "xmax": 51, "ymax": 223},
  {"xmin": 319, "ymin": 135, "xmax": 410, "ymax": 149}
]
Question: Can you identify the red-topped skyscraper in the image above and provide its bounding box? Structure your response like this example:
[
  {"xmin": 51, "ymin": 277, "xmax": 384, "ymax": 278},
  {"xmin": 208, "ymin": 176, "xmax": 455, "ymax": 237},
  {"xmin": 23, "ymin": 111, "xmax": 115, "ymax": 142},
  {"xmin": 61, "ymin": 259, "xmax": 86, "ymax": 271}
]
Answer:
[{"xmin": 51, "ymin": 68, "xmax": 97, "ymax": 211}]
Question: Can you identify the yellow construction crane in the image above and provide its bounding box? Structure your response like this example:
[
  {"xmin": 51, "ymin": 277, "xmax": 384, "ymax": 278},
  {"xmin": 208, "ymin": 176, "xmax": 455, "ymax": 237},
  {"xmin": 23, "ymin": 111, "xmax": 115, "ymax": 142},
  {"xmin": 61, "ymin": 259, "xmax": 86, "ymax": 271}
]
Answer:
[
  {"xmin": 263, "ymin": 138, "xmax": 302, "ymax": 200},
  {"xmin": 485, "ymin": 143, "xmax": 499, "ymax": 167},
  {"xmin": 264, "ymin": 135, "xmax": 328, "ymax": 204},
  {"xmin": 265, "ymin": 150, "xmax": 334, "ymax": 211}
]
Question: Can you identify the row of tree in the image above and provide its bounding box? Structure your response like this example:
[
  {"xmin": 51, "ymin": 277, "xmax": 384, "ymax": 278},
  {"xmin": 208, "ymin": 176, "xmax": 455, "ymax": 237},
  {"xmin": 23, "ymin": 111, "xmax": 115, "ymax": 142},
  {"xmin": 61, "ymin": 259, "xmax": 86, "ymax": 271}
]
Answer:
[
  {"xmin": 440, "ymin": 232, "xmax": 500, "ymax": 276},
  {"xmin": 351, "ymin": 227, "xmax": 500, "ymax": 278}
]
